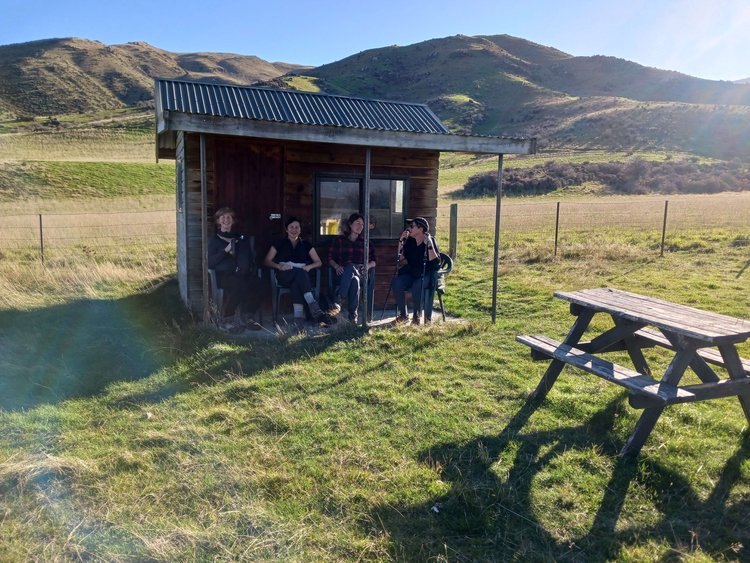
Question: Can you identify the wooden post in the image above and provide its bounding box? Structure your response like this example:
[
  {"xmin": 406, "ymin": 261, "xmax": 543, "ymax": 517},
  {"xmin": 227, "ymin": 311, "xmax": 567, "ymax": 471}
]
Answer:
[
  {"xmin": 491, "ymin": 155, "xmax": 504, "ymax": 324},
  {"xmin": 660, "ymin": 200, "xmax": 669, "ymax": 257},
  {"xmin": 449, "ymin": 203, "xmax": 458, "ymax": 260},
  {"xmin": 200, "ymin": 134, "xmax": 209, "ymax": 322},
  {"xmin": 39, "ymin": 214, "xmax": 44, "ymax": 265},
  {"xmin": 363, "ymin": 147, "xmax": 371, "ymax": 327},
  {"xmin": 554, "ymin": 201, "xmax": 560, "ymax": 258}
]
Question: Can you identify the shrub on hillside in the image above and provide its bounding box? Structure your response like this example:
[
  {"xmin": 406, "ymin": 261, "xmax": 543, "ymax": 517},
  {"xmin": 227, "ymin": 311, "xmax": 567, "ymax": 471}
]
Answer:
[{"xmin": 456, "ymin": 158, "xmax": 750, "ymax": 198}]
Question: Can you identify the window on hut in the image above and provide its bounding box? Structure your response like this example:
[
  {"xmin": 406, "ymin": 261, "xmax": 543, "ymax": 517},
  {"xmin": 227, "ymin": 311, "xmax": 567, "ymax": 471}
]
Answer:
[{"xmin": 317, "ymin": 176, "xmax": 406, "ymax": 240}]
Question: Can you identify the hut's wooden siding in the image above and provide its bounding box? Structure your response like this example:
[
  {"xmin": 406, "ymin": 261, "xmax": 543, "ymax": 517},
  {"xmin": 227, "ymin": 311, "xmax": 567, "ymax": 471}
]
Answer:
[
  {"xmin": 177, "ymin": 133, "xmax": 439, "ymax": 315},
  {"xmin": 175, "ymin": 131, "xmax": 188, "ymax": 305},
  {"xmin": 282, "ymin": 141, "xmax": 439, "ymax": 305}
]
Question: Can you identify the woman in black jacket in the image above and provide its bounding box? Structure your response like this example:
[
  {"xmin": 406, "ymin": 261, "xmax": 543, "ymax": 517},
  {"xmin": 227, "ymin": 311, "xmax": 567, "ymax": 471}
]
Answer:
[{"xmin": 207, "ymin": 207, "xmax": 261, "ymax": 329}]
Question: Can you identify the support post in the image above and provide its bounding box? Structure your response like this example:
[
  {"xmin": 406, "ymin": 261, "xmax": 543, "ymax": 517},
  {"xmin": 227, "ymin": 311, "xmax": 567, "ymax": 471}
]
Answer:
[
  {"xmin": 660, "ymin": 200, "xmax": 669, "ymax": 257},
  {"xmin": 491, "ymin": 154, "xmax": 504, "ymax": 324},
  {"xmin": 449, "ymin": 203, "xmax": 458, "ymax": 260},
  {"xmin": 554, "ymin": 201, "xmax": 560, "ymax": 258},
  {"xmin": 200, "ymin": 134, "xmax": 209, "ymax": 323},
  {"xmin": 39, "ymin": 214, "xmax": 44, "ymax": 265},
  {"xmin": 363, "ymin": 147, "xmax": 371, "ymax": 327}
]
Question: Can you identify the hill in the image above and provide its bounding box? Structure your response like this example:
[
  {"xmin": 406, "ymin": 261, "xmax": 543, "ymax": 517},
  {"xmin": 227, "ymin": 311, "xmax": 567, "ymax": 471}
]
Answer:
[
  {"xmin": 2, "ymin": 34, "xmax": 750, "ymax": 160},
  {"xmin": 294, "ymin": 34, "xmax": 750, "ymax": 159},
  {"xmin": 0, "ymin": 37, "xmax": 308, "ymax": 117}
]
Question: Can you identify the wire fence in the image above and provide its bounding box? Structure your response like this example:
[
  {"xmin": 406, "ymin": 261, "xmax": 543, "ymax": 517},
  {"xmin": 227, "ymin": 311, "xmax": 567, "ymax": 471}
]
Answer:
[
  {"xmin": 0, "ymin": 209, "xmax": 175, "ymax": 263},
  {"xmin": 0, "ymin": 195, "xmax": 748, "ymax": 264},
  {"xmin": 438, "ymin": 194, "xmax": 750, "ymax": 257}
]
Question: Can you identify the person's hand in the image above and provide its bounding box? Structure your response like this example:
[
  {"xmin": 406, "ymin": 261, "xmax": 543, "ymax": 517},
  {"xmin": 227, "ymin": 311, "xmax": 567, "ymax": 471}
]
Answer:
[
  {"xmin": 225, "ymin": 242, "xmax": 233, "ymax": 253},
  {"xmin": 279, "ymin": 262, "xmax": 292, "ymax": 271},
  {"xmin": 335, "ymin": 264, "xmax": 344, "ymax": 276}
]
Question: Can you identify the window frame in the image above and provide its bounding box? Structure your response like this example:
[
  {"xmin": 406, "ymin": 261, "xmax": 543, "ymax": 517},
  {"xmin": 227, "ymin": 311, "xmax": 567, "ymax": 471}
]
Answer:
[{"xmin": 314, "ymin": 172, "xmax": 409, "ymax": 244}]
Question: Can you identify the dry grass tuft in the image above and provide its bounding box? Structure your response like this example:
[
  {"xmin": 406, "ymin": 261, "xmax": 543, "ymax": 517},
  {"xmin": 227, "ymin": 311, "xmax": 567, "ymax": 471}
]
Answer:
[{"xmin": 0, "ymin": 453, "xmax": 93, "ymax": 494}]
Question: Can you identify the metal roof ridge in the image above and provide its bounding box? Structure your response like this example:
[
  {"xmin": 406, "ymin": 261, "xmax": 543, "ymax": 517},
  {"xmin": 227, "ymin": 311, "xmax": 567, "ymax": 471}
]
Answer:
[{"xmin": 154, "ymin": 76, "xmax": 438, "ymax": 111}]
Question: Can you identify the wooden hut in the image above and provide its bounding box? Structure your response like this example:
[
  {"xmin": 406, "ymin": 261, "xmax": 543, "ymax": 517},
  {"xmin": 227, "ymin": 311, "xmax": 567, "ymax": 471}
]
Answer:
[{"xmin": 154, "ymin": 78, "xmax": 535, "ymax": 318}]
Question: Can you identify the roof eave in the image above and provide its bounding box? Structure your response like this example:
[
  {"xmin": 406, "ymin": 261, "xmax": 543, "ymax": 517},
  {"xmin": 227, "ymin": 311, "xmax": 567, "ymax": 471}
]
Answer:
[{"xmin": 156, "ymin": 110, "xmax": 536, "ymax": 158}]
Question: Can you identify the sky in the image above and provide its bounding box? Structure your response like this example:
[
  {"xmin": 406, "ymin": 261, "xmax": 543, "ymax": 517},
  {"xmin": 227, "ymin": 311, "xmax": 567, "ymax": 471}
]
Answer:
[{"xmin": 1, "ymin": 0, "xmax": 749, "ymax": 82}]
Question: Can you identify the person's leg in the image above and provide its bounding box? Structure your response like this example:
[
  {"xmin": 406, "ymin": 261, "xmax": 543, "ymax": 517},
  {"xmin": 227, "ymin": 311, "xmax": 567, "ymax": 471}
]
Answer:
[
  {"xmin": 392, "ymin": 273, "xmax": 414, "ymax": 320},
  {"xmin": 342, "ymin": 265, "xmax": 361, "ymax": 320},
  {"xmin": 287, "ymin": 269, "xmax": 332, "ymax": 325},
  {"xmin": 216, "ymin": 271, "xmax": 241, "ymax": 317},
  {"xmin": 410, "ymin": 275, "xmax": 426, "ymax": 323}
]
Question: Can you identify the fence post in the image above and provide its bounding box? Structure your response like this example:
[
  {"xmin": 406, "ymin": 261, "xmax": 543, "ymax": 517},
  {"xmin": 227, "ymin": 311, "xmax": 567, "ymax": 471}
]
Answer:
[
  {"xmin": 554, "ymin": 201, "xmax": 560, "ymax": 257},
  {"xmin": 660, "ymin": 200, "xmax": 669, "ymax": 257},
  {"xmin": 449, "ymin": 203, "xmax": 458, "ymax": 259},
  {"xmin": 39, "ymin": 214, "xmax": 45, "ymax": 265}
]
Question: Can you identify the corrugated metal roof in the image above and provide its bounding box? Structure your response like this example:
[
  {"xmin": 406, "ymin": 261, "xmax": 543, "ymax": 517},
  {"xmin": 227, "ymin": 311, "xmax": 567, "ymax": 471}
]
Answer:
[{"xmin": 156, "ymin": 78, "xmax": 450, "ymax": 135}]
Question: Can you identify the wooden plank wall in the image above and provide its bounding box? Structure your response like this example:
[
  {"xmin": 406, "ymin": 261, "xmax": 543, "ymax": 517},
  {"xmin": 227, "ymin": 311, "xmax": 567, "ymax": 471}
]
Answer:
[
  {"xmin": 175, "ymin": 131, "xmax": 188, "ymax": 306},
  {"xmin": 283, "ymin": 141, "xmax": 439, "ymax": 307},
  {"xmin": 182, "ymin": 134, "xmax": 216, "ymax": 315},
  {"xmin": 180, "ymin": 134, "xmax": 439, "ymax": 315}
]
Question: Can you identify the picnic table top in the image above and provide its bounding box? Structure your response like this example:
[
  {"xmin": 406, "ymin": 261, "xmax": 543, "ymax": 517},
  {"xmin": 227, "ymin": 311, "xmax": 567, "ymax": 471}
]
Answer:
[{"xmin": 554, "ymin": 287, "xmax": 750, "ymax": 345}]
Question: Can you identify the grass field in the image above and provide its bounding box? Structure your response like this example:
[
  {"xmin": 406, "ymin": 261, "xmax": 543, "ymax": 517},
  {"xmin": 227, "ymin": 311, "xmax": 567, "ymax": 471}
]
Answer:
[
  {"xmin": 2, "ymin": 121, "xmax": 750, "ymax": 560},
  {"xmin": 1, "ymin": 220, "xmax": 749, "ymax": 560}
]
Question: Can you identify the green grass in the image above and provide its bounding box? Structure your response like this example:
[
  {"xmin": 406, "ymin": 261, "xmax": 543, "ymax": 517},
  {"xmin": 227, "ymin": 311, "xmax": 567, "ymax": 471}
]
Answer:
[
  {"xmin": 1, "ymin": 225, "xmax": 749, "ymax": 561},
  {"xmin": 0, "ymin": 161, "xmax": 174, "ymax": 200}
]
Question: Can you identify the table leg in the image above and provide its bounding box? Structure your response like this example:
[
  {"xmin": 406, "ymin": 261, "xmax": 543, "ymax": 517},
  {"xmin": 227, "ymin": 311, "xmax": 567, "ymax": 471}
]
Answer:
[
  {"xmin": 620, "ymin": 347, "xmax": 696, "ymax": 456},
  {"xmin": 719, "ymin": 344, "xmax": 750, "ymax": 424},
  {"xmin": 531, "ymin": 309, "xmax": 594, "ymax": 401}
]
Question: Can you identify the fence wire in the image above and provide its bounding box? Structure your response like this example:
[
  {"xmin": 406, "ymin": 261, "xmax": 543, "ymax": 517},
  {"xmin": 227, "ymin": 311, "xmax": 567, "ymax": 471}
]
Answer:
[{"xmin": 1, "ymin": 197, "xmax": 748, "ymax": 262}]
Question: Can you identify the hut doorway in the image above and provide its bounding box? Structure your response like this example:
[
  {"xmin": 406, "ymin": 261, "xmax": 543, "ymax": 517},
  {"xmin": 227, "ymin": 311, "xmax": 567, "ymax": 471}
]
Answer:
[{"xmin": 214, "ymin": 138, "xmax": 283, "ymax": 256}]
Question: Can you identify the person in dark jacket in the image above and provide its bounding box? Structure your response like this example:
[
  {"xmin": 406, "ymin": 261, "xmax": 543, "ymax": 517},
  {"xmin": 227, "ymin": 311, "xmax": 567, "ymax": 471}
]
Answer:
[
  {"xmin": 207, "ymin": 207, "xmax": 261, "ymax": 329},
  {"xmin": 264, "ymin": 217, "xmax": 334, "ymax": 327},
  {"xmin": 391, "ymin": 217, "xmax": 439, "ymax": 325}
]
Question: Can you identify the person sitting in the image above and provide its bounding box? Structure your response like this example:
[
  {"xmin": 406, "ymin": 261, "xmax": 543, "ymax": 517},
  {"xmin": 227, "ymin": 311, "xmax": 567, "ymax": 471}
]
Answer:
[
  {"xmin": 392, "ymin": 217, "xmax": 440, "ymax": 325},
  {"xmin": 328, "ymin": 212, "xmax": 376, "ymax": 323},
  {"xmin": 207, "ymin": 206, "xmax": 261, "ymax": 331},
  {"xmin": 264, "ymin": 216, "xmax": 334, "ymax": 327}
]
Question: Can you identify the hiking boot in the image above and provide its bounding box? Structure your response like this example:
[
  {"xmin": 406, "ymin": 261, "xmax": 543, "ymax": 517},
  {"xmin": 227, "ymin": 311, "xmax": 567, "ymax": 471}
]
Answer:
[
  {"xmin": 243, "ymin": 319, "xmax": 262, "ymax": 331},
  {"xmin": 393, "ymin": 314, "xmax": 409, "ymax": 325},
  {"xmin": 348, "ymin": 310, "xmax": 358, "ymax": 324},
  {"xmin": 411, "ymin": 314, "xmax": 421, "ymax": 326},
  {"xmin": 329, "ymin": 296, "xmax": 342, "ymax": 315}
]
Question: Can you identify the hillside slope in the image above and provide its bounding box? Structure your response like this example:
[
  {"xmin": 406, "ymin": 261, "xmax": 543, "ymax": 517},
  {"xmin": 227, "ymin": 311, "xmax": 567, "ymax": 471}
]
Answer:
[
  {"xmin": 0, "ymin": 38, "xmax": 308, "ymax": 116},
  {"xmin": 2, "ymin": 34, "xmax": 750, "ymax": 160},
  {"xmin": 296, "ymin": 34, "xmax": 750, "ymax": 158}
]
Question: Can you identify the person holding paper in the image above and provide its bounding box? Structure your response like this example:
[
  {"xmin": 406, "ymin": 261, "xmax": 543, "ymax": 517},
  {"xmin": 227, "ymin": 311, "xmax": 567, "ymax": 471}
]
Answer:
[{"xmin": 264, "ymin": 217, "xmax": 333, "ymax": 326}]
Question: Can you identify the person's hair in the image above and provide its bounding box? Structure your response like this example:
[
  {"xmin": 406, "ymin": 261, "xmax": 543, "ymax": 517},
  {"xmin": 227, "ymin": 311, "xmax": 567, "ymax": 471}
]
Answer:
[
  {"xmin": 285, "ymin": 216, "xmax": 302, "ymax": 229},
  {"xmin": 214, "ymin": 206, "xmax": 236, "ymax": 226},
  {"xmin": 342, "ymin": 212, "xmax": 364, "ymax": 236}
]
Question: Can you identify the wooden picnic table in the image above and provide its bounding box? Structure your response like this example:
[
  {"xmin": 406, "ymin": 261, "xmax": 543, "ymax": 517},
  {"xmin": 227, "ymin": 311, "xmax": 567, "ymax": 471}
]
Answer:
[{"xmin": 517, "ymin": 287, "xmax": 750, "ymax": 456}]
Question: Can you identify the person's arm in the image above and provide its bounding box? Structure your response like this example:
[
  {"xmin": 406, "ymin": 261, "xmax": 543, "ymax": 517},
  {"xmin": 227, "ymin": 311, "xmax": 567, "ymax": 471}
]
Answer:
[
  {"xmin": 425, "ymin": 235, "xmax": 440, "ymax": 269},
  {"xmin": 329, "ymin": 238, "xmax": 344, "ymax": 275},
  {"xmin": 208, "ymin": 235, "xmax": 231, "ymax": 269},
  {"xmin": 264, "ymin": 245, "xmax": 289, "ymax": 271},
  {"xmin": 305, "ymin": 247, "xmax": 323, "ymax": 272}
]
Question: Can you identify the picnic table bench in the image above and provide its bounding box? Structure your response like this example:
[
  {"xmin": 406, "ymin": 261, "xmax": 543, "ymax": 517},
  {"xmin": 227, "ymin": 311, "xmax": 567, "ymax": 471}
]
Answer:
[{"xmin": 516, "ymin": 287, "xmax": 750, "ymax": 456}]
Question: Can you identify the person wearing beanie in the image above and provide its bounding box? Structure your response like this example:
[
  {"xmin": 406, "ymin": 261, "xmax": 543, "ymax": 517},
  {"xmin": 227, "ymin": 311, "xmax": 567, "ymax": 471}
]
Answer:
[{"xmin": 392, "ymin": 217, "xmax": 440, "ymax": 325}]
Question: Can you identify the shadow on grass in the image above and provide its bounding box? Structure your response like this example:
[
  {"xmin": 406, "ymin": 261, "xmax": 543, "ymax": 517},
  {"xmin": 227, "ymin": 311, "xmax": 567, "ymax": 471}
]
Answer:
[
  {"xmin": 370, "ymin": 395, "xmax": 750, "ymax": 560},
  {"xmin": 0, "ymin": 277, "xmax": 378, "ymax": 413},
  {"xmin": 0, "ymin": 279, "xmax": 193, "ymax": 412}
]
